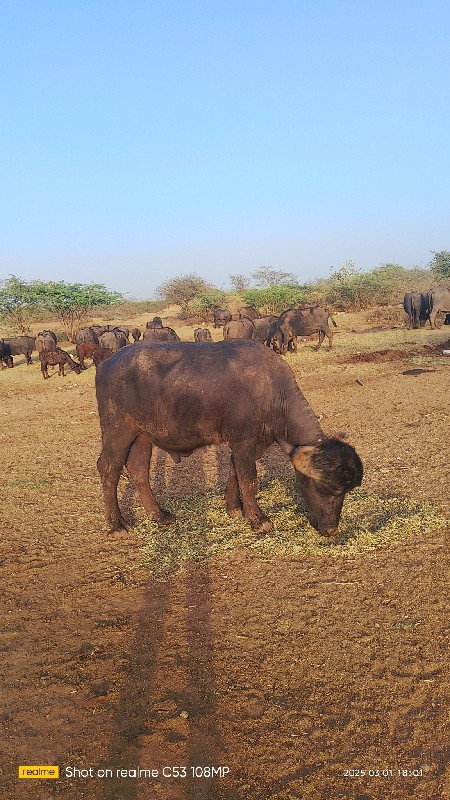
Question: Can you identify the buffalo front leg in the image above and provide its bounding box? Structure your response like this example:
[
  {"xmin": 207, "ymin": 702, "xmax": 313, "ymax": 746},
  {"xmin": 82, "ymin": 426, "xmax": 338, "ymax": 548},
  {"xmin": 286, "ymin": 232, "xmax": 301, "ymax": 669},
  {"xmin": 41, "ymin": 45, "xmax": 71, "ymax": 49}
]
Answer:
[
  {"xmin": 126, "ymin": 433, "xmax": 176, "ymax": 525},
  {"xmin": 229, "ymin": 443, "xmax": 273, "ymax": 533}
]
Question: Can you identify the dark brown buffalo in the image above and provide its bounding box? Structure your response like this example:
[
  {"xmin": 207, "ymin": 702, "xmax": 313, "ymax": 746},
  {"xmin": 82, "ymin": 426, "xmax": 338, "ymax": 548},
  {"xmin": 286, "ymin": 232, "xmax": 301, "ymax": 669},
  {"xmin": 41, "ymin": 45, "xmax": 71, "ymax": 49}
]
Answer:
[
  {"xmin": 428, "ymin": 287, "xmax": 450, "ymax": 329},
  {"xmin": 250, "ymin": 315, "xmax": 279, "ymax": 345},
  {"xmin": 76, "ymin": 342, "xmax": 98, "ymax": 367},
  {"xmin": 223, "ymin": 318, "xmax": 256, "ymax": 340},
  {"xmin": 110, "ymin": 326, "xmax": 129, "ymax": 339},
  {"xmin": 272, "ymin": 307, "xmax": 337, "ymax": 353},
  {"xmin": 74, "ymin": 327, "xmax": 101, "ymax": 345},
  {"xmin": 1, "ymin": 336, "xmax": 36, "ymax": 364},
  {"xmin": 90, "ymin": 325, "xmax": 109, "ymax": 337},
  {"xmin": 146, "ymin": 316, "xmax": 163, "ymax": 330},
  {"xmin": 35, "ymin": 330, "xmax": 57, "ymax": 352},
  {"xmin": 238, "ymin": 306, "xmax": 260, "ymax": 320},
  {"xmin": 0, "ymin": 339, "xmax": 13, "ymax": 368},
  {"xmin": 96, "ymin": 340, "xmax": 363, "ymax": 537},
  {"xmin": 213, "ymin": 308, "xmax": 232, "ymax": 328},
  {"xmin": 93, "ymin": 347, "xmax": 113, "ymax": 367},
  {"xmin": 194, "ymin": 327, "xmax": 212, "ymax": 342},
  {"xmin": 403, "ymin": 292, "xmax": 429, "ymax": 329},
  {"xmin": 131, "ymin": 327, "xmax": 142, "ymax": 341},
  {"xmin": 98, "ymin": 331, "xmax": 128, "ymax": 352},
  {"xmin": 143, "ymin": 326, "xmax": 180, "ymax": 342},
  {"xmin": 39, "ymin": 348, "xmax": 83, "ymax": 378}
]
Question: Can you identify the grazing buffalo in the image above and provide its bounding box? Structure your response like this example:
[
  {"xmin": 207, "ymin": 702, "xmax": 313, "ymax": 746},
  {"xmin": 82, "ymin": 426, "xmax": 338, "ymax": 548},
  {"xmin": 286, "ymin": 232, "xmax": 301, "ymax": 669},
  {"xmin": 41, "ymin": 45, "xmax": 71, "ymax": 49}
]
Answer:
[
  {"xmin": 428, "ymin": 287, "xmax": 450, "ymax": 329},
  {"xmin": 223, "ymin": 318, "xmax": 256, "ymax": 340},
  {"xmin": 0, "ymin": 340, "xmax": 13, "ymax": 368},
  {"xmin": 238, "ymin": 306, "xmax": 260, "ymax": 320},
  {"xmin": 93, "ymin": 347, "xmax": 113, "ymax": 367},
  {"xmin": 194, "ymin": 327, "xmax": 212, "ymax": 342},
  {"xmin": 39, "ymin": 348, "xmax": 83, "ymax": 378},
  {"xmin": 272, "ymin": 307, "xmax": 337, "ymax": 353},
  {"xmin": 131, "ymin": 327, "xmax": 142, "ymax": 341},
  {"xmin": 403, "ymin": 292, "xmax": 429, "ymax": 329},
  {"xmin": 146, "ymin": 316, "xmax": 163, "ymax": 330},
  {"xmin": 213, "ymin": 308, "xmax": 232, "ymax": 328},
  {"xmin": 143, "ymin": 326, "xmax": 180, "ymax": 342},
  {"xmin": 96, "ymin": 340, "xmax": 363, "ymax": 537},
  {"xmin": 99, "ymin": 331, "xmax": 128, "ymax": 352},
  {"xmin": 1, "ymin": 336, "xmax": 36, "ymax": 364},
  {"xmin": 35, "ymin": 330, "xmax": 57, "ymax": 353}
]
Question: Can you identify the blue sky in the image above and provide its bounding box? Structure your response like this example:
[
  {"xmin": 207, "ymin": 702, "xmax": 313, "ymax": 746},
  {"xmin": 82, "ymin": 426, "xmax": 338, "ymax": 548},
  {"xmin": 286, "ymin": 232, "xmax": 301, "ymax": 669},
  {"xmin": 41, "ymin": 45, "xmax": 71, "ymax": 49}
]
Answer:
[{"xmin": 1, "ymin": 0, "xmax": 449, "ymax": 298}]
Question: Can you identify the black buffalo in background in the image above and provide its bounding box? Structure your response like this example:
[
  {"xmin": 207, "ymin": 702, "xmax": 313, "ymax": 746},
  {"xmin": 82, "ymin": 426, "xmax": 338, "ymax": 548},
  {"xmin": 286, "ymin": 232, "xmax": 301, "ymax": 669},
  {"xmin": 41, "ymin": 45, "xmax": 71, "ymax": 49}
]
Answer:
[
  {"xmin": 403, "ymin": 292, "xmax": 430, "ymax": 329},
  {"xmin": 213, "ymin": 308, "xmax": 232, "ymax": 328}
]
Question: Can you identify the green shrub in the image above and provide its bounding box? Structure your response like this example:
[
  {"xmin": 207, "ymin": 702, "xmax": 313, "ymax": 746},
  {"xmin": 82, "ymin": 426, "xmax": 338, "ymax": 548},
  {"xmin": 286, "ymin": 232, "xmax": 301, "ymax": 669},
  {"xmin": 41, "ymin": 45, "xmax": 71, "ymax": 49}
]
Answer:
[{"xmin": 242, "ymin": 284, "xmax": 315, "ymax": 316}]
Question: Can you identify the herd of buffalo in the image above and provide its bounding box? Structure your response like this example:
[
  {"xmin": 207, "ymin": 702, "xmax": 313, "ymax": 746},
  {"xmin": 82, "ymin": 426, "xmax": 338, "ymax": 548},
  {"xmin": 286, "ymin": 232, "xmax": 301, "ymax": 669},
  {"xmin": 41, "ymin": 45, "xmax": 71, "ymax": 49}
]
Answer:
[
  {"xmin": 403, "ymin": 286, "xmax": 450, "ymax": 329},
  {"xmin": 0, "ymin": 305, "xmax": 338, "ymax": 371},
  {"xmin": 1, "ymin": 289, "xmax": 448, "ymax": 539},
  {"xmin": 1, "ymin": 287, "xmax": 449, "ymax": 373}
]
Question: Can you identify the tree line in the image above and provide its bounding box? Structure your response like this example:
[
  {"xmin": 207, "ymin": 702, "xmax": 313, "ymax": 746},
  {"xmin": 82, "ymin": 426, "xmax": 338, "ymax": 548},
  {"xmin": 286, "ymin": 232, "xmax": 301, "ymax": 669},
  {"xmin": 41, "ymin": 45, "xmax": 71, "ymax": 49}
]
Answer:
[
  {"xmin": 0, "ymin": 277, "xmax": 122, "ymax": 339},
  {"xmin": 1, "ymin": 251, "xmax": 449, "ymax": 335},
  {"xmin": 154, "ymin": 252, "xmax": 450, "ymax": 317}
]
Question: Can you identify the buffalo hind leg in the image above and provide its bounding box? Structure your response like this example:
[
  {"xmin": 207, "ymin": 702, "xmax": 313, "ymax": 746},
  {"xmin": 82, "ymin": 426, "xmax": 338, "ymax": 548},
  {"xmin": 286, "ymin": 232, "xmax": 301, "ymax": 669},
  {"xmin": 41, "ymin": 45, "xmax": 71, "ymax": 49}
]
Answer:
[
  {"xmin": 229, "ymin": 442, "xmax": 273, "ymax": 533},
  {"xmin": 314, "ymin": 330, "xmax": 325, "ymax": 350},
  {"xmin": 126, "ymin": 432, "xmax": 176, "ymax": 525},
  {"xmin": 97, "ymin": 432, "xmax": 139, "ymax": 532},
  {"xmin": 224, "ymin": 459, "xmax": 243, "ymax": 519}
]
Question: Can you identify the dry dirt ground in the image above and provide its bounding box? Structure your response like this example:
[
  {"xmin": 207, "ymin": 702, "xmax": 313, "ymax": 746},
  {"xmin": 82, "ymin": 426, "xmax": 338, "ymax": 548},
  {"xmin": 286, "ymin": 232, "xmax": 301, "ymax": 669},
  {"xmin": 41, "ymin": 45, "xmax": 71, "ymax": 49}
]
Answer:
[{"xmin": 1, "ymin": 311, "xmax": 449, "ymax": 800}]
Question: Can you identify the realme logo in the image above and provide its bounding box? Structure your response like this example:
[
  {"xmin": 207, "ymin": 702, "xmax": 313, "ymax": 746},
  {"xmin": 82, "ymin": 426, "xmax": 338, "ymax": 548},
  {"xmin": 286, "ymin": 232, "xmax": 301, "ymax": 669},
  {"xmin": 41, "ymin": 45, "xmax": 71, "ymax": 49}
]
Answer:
[{"xmin": 18, "ymin": 766, "xmax": 59, "ymax": 779}]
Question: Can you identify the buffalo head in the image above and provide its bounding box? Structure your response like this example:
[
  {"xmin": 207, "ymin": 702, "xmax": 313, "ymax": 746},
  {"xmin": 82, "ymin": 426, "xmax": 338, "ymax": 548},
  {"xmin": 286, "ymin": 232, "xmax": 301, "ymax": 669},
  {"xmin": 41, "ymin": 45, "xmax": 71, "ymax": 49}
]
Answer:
[{"xmin": 280, "ymin": 437, "xmax": 363, "ymax": 536}]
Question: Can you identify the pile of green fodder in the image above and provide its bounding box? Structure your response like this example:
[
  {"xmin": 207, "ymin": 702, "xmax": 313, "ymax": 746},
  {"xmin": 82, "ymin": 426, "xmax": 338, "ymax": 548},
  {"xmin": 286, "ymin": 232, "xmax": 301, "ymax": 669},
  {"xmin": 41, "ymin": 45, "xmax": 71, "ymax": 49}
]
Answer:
[{"xmin": 137, "ymin": 476, "xmax": 446, "ymax": 579}]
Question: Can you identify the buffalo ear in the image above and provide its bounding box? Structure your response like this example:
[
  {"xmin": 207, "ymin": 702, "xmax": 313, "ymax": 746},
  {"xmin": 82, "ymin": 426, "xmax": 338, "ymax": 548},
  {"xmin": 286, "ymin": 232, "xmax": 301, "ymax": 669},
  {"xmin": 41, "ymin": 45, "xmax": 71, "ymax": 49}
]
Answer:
[{"xmin": 291, "ymin": 446, "xmax": 323, "ymax": 481}]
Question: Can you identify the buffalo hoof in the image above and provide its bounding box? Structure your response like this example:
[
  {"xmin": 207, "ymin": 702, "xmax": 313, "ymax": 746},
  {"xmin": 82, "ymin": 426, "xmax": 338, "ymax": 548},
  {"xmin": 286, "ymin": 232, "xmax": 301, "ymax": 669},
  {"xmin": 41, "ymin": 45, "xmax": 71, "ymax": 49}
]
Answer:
[
  {"xmin": 250, "ymin": 516, "xmax": 273, "ymax": 534},
  {"xmin": 155, "ymin": 511, "xmax": 176, "ymax": 526},
  {"xmin": 227, "ymin": 507, "xmax": 243, "ymax": 519},
  {"xmin": 107, "ymin": 514, "xmax": 131, "ymax": 533}
]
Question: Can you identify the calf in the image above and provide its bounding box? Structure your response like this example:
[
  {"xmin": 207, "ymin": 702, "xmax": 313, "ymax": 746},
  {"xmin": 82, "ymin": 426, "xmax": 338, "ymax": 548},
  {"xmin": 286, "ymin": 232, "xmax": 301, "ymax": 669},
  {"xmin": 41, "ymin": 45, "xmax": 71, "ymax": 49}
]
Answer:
[{"xmin": 40, "ymin": 348, "xmax": 83, "ymax": 378}]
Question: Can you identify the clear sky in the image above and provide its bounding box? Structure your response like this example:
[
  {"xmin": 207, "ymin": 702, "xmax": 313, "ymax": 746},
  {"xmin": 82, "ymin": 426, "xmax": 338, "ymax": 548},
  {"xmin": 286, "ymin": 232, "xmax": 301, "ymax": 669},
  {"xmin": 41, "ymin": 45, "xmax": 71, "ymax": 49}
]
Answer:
[{"xmin": 1, "ymin": 0, "xmax": 449, "ymax": 298}]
